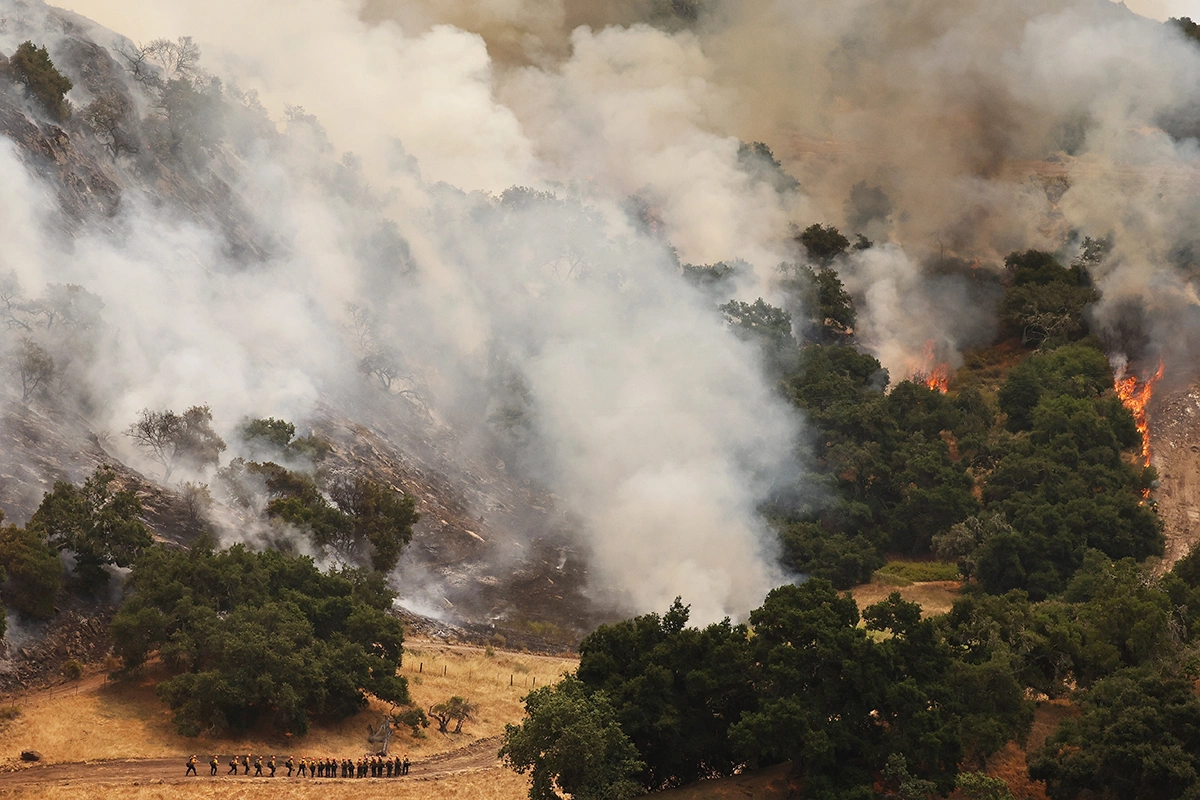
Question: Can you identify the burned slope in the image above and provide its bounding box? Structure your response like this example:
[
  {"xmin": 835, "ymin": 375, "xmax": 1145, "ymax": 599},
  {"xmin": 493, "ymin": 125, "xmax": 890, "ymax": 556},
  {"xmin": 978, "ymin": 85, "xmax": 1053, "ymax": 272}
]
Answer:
[
  {"xmin": 1151, "ymin": 384, "xmax": 1200, "ymax": 570},
  {"xmin": 0, "ymin": 11, "xmax": 603, "ymax": 644}
]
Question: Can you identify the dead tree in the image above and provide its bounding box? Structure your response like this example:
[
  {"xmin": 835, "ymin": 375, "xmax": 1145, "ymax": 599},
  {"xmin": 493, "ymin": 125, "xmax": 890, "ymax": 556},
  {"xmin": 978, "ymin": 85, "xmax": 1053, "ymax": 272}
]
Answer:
[{"xmin": 367, "ymin": 716, "xmax": 392, "ymax": 755}]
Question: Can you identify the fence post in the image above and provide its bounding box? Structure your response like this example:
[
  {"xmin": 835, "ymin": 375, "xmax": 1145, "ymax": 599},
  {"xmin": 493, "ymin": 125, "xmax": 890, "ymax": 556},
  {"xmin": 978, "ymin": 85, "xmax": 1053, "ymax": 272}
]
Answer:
[
  {"xmin": 510, "ymin": 674, "xmax": 513, "ymax": 686},
  {"xmin": 443, "ymin": 665, "xmax": 447, "ymax": 677},
  {"xmin": 419, "ymin": 663, "xmax": 423, "ymax": 673}
]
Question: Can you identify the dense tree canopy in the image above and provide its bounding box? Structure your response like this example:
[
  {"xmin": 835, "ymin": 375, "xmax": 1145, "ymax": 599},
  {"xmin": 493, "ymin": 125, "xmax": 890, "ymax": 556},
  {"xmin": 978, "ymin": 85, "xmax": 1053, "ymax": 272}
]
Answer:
[
  {"xmin": 506, "ymin": 587, "xmax": 1030, "ymax": 800},
  {"xmin": 1029, "ymin": 669, "xmax": 1200, "ymax": 800},
  {"xmin": 577, "ymin": 599, "xmax": 757, "ymax": 789},
  {"xmin": 110, "ymin": 540, "xmax": 407, "ymax": 735}
]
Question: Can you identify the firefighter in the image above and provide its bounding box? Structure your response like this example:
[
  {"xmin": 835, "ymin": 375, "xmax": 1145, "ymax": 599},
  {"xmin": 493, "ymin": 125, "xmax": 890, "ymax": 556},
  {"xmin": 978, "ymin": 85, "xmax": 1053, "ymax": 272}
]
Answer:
[
  {"xmin": 228, "ymin": 755, "xmax": 238, "ymax": 775},
  {"xmin": 286, "ymin": 755, "xmax": 294, "ymax": 777},
  {"xmin": 185, "ymin": 755, "xmax": 198, "ymax": 776},
  {"xmin": 269, "ymin": 755, "xmax": 276, "ymax": 777},
  {"xmin": 254, "ymin": 755, "xmax": 264, "ymax": 777},
  {"xmin": 242, "ymin": 754, "xmax": 250, "ymax": 775},
  {"xmin": 298, "ymin": 757, "xmax": 308, "ymax": 778},
  {"xmin": 210, "ymin": 754, "xmax": 219, "ymax": 775},
  {"xmin": 403, "ymin": 753, "xmax": 410, "ymax": 775}
]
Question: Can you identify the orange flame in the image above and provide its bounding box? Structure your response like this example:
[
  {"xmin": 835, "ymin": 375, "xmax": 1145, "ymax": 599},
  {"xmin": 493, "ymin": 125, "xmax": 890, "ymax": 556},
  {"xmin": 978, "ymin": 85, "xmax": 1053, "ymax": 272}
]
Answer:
[
  {"xmin": 1114, "ymin": 360, "xmax": 1164, "ymax": 467},
  {"xmin": 907, "ymin": 341, "xmax": 951, "ymax": 393}
]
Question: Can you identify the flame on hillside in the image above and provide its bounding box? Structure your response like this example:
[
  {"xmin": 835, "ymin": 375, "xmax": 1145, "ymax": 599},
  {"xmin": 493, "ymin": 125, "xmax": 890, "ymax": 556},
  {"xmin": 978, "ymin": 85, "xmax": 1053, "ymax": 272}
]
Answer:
[
  {"xmin": 907, "ymin": 341, "xmax": 951, "ymax": 393},
  {"xmin": 1114, "ymin": 360, "xmax": 1164, "ymax": 467}
]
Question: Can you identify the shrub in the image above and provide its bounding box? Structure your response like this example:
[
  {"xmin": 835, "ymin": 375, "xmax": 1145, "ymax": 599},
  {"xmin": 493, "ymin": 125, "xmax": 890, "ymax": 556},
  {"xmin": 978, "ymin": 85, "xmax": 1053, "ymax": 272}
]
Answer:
[{"xmin": 61, "ymin": 659, "xmax": 84, "ymax": 681}]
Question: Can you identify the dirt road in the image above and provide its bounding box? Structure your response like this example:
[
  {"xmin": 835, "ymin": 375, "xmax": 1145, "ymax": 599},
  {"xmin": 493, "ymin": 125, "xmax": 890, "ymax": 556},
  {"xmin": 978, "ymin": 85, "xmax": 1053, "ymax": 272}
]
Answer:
[{"xmin": 0, "ymin": 736, "xmax": 503, "ymax": 789}]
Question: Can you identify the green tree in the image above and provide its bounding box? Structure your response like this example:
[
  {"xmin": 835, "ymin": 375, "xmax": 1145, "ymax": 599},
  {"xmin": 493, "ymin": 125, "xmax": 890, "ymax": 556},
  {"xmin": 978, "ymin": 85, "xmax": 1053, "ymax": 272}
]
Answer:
[
  {"xmin": 0, "ymin": 514, "xmax": 62, "ymax": 618},
  {"xmin": 239, "ymin": 417, "xmax": 331, "ymax": 461},
  {"xmin": 779, "ymin": 262, "xmax": 856, "ymax": 343},
  {"xmin": 9, "ymin": 41, "xmax": 72, "ymax": 121},
  {"xmin": 999, "ymin": 250, "xmax": 1097, "ymax": 348},
  {"xmin": 156, "ymin": 76, "xmax": 224, "ymax": 158},
  {"xmin": 997, "ymin": 344, "xmax": 1116, "ymax": 432},
  {"xmin": 776, "ymin": 518, "xmax": 884, "ymax": 588},
  {"xmin": 500, "ymin": 676, "xmax": 645, "ymax": 800},
  {"xmin": 731, "ymin": 582, "xmax": 965, "ymax": 796},
  {"xmin": 1063, "ymin": 553, "xmax": 1175, "ymax": 686},
  {"xmin": 956, "ymin": 771, "xmax": 1016, "ymax": 800},
  {"xmin": 29, "ymin": 466, "xmax": 152, "ymax": 593},
  {"xmin": 798, "ymin": 224, "xmax": 850, "ymax": 265},
  {"xmin": 111, "ymin": 541, "xmax": 407, "ymax": 735},
  {"xmin": 328, "ymin": 476, "xmax": 419, "ymax": 573},
  {"xmin": 934, "ymin": 514, "xmax": 1015, "ymax": 581},
  {"xmin": 429, "ymin": 696, "xmax": 477, "ymax": 734},
  {"xmin": 251, "ymin": 463, "xmax": 417, "ymax": 572},
  {"xmin": 1029, "ymin": 669, "xmax": 1200, "ymax": 800},
  {"xmin": 720, "ymin": 297, "xmax": 792, "ymax": 347},
  {"xmin": 576, "ymin": 599, "xmax": 757, "ymax": 789},
  {"xmin": 940, "ymin": 590, "xmax": 1082, "ymax": 699}
]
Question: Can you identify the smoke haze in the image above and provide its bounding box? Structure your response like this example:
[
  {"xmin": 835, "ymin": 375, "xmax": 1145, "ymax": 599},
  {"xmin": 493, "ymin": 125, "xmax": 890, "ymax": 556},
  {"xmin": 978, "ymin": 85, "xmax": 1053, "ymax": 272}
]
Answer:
[{"xmin": 2, "ymin": 0, "xmax": 1200, "ymax": 621}]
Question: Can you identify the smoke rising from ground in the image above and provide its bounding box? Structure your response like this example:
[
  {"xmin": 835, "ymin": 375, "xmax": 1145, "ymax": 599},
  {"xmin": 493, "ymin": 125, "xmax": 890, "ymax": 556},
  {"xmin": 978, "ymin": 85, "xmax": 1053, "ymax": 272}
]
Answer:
[
  {"xmin": 3, "ymin": 0, "xmax": 1200, "ymax": 621},
  {"xmin": 356, "ymin": 0, "xmax": 1200, "ymax": 377}
]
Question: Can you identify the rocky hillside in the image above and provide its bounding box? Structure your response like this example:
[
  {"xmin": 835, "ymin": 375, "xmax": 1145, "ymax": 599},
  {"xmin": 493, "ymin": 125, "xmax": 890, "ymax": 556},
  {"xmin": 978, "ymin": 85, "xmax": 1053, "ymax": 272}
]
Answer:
[{"xmin": 0, "ymin": 0, "xmax": 605, "ymax": 649}]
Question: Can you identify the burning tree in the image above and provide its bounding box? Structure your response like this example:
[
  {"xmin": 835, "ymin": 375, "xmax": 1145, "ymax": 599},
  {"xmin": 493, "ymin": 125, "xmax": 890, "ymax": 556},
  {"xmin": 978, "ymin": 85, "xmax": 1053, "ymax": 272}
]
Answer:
[
  {"xmin": 906, "ymin": 340, "xmax": 953, "ymax": 393},
  {"xmin": 1113, "ymin": 359, "xmax": 1165, "ymax": 467}
]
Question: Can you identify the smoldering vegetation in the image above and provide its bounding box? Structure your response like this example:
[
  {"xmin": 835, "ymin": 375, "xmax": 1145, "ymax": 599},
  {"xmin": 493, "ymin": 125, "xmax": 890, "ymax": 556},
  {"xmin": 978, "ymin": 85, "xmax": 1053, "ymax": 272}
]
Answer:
[{"xmin": 0, "ymin": 0, "xmax": 1198, "ymax": 624}]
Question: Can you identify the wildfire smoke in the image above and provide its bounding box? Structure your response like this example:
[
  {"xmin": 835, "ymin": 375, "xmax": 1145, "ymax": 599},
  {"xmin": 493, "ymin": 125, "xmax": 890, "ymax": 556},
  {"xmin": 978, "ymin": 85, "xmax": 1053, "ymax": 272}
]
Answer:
[{"xmin": 907, "ymin": 341, "xmax": 952, "ymax": 394}]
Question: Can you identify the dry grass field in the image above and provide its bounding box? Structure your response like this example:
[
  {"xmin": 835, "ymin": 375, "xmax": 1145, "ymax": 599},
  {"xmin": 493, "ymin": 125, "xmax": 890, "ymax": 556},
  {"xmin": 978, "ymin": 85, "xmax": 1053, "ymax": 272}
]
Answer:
[
  {"xmin": 0, "ymin": 640, "xmax": 578, "ymax": 800},
  {"xmin": 0, "ymin": 768, "xmax": 532, "ymax": 800},
  {"xmin": 850, "ymin": 579, "xmax": 962, "ymax": 618}
]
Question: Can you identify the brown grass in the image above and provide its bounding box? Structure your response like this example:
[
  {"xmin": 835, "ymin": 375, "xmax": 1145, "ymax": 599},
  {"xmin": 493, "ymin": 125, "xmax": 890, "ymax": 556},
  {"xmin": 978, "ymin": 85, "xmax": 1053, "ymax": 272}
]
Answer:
[
  {"xmin": 850, "ymin": 580, "xmax": 961, "ymax": 618},
  {"xmin": 400, "ymin": 643, "xmax": 577, "ymax": 756},
  {"xmin": 0, "ymin": 766, "xmax": 531, "ymax": 800},
  {"xmin": 947, "ymin": 700, "xmax": 1076, "ymax": 800},
  {"xmin": 0, "ymin": 641, "xmax": 577, "ymax": 769}
]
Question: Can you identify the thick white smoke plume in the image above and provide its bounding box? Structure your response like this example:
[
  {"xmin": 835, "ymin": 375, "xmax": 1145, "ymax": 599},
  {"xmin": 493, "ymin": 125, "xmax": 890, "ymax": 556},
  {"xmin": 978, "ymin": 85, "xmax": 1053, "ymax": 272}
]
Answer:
[{"xmin": 3, "ymin": 0, "xmax": 1200, "ymax": 623}]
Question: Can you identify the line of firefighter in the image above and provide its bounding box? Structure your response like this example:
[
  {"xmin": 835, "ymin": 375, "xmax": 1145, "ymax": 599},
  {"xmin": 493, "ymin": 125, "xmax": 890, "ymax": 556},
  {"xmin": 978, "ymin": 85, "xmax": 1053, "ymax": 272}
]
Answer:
[{"xmin": 185, "ymin": 753, "xmax": 412, "ymax": 778}]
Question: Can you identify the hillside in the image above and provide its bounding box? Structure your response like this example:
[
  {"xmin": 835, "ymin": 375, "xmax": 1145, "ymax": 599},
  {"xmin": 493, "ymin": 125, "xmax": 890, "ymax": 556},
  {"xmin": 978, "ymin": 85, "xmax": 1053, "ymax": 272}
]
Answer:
[{"xmin": 1, "ymin": 0, "xmax": 1200, "ymax": 798}]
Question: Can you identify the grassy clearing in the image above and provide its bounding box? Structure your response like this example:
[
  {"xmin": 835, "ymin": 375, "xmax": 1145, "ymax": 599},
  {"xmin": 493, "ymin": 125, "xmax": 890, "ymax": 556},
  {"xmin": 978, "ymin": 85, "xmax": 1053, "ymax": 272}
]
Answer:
[
  {"xmin": 0, "ymin": 766, "xmax": 532, "ymax": 800},
  {"xmin": 400, "ymin": 644, "xmax": 577, "ymax": 753},
  {"xmin": 875, "ymin": 560, "xmax": 962, "ymax": 585},
  {"xmin": 850, "ymin": 580, "xmax": 961, "ymax": 618},
  {"xmin": 0, "ymin": 642, "xmax": 577, "ymax": 769}
]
